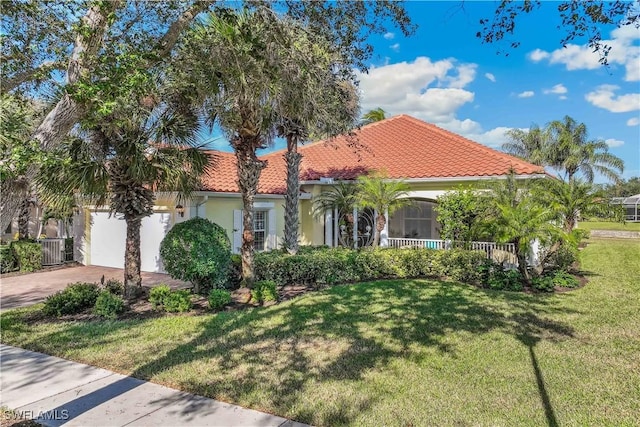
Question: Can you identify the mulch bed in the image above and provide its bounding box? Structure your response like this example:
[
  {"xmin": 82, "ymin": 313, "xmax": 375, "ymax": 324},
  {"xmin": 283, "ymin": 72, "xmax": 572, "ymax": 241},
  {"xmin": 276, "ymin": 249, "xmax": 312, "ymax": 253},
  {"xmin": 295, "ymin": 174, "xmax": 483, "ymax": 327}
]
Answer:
[{"xmin": 19, "ymin": 283, "xmax": 323, "ymax": 325}]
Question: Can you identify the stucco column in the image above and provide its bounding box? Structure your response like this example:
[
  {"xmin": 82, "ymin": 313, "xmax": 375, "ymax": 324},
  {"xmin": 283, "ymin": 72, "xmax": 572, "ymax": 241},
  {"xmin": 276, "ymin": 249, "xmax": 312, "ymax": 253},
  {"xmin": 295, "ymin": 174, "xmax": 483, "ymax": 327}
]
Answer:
[
  {"xmin": 324, "ymin": 209, "xmax": 333, "ymax": 247},
  {"xmin": 352, "ymin": 206, "xmax": 358, "ymax": 249},
  {"xmin": 380, "ymin": 208, "xmax": 389, "ymax": 247}
]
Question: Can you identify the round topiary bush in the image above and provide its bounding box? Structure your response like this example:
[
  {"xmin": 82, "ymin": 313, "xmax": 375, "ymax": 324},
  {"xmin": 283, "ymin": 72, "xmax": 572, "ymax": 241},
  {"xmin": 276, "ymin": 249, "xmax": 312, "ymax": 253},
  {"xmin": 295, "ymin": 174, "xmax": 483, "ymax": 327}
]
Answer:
[{"xmin": 160, "ymin": 218, "xmax": 232, "ymax": 294}]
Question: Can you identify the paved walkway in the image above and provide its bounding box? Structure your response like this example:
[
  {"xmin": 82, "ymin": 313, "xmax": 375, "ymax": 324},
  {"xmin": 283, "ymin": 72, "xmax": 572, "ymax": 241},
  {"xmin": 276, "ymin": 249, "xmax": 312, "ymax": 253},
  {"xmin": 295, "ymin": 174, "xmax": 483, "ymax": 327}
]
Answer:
[
  {"xmin": 0, "ymin": 266, "xmax": 189, "ymax": 311},
  {"xmin": 589, "ymin": 229, "xmax": 640, "ymax": 239},
  {"xmin": 0, "ymin": 345, "xmax": 308, "ymax": 427}
]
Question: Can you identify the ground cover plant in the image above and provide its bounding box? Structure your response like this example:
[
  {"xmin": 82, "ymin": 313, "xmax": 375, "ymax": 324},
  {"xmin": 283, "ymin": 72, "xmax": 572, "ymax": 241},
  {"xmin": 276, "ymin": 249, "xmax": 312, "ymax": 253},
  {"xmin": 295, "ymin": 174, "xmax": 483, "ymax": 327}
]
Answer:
[{"xmin": 2, "ymin": 238, "xmax": 638, "ymax": 426}]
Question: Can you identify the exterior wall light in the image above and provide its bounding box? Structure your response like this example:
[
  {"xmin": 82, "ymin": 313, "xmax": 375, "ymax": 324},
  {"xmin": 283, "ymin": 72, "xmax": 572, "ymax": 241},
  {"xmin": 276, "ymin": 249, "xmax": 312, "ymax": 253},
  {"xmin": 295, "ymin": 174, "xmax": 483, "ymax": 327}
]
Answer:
[{"xmin": 176, "ymin": 204, "xmax": 185, "ymax": 218}]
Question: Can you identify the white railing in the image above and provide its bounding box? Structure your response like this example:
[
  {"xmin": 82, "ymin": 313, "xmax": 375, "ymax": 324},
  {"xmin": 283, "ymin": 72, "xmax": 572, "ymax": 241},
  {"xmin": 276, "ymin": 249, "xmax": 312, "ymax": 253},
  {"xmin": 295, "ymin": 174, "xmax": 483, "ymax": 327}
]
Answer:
[
  {"xmin": 37, "ymin": 238, "xmax": 65, "ymax": 266},
  {"xmin": 386, "ymin": 238, "xmax": 517, "ymax": 262}
]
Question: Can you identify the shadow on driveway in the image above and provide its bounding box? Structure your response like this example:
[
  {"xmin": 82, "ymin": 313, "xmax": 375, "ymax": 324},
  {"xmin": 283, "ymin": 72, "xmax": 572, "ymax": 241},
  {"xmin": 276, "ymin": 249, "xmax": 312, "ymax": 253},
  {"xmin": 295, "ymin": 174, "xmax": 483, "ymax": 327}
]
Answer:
[{"xmin": 0, "ymin": 266, "xmax": 188, "ymax": 311}]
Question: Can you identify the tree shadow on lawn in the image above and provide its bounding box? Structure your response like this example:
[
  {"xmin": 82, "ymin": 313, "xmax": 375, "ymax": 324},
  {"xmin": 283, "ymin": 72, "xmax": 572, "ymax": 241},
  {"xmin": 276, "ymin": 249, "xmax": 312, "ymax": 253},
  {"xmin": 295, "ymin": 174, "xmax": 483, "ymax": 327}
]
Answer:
[
  {"xmin": 127, "ymin": 279, "xmax": 579, "ymax": 426},
  {"xmin": 3, "ymin": 279, "xmax": 580, "ymax": 426}
]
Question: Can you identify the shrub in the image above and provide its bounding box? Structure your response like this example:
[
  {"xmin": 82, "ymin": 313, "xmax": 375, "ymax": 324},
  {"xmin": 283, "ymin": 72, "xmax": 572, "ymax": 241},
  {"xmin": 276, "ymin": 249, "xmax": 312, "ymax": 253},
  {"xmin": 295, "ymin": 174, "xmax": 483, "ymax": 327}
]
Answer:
[
  {"xmin": 149, "ymin": 285, "xmax": 172, "ymax": 310},
  {"xmin": 533, "ymin": 270, "xmax": 580, "ymax": 292},
  {"xmin": 43, "ymin": 282, "xmax": 100, "ymax": 316},
  {"xmin": 160, "ymin": 218, "xmax": 232, "ymax": 293},
  {"xmin": 103, "ymin": 278, "xmax": 124, "ymax": 296},
  {"xmin": 0, "ymin": 245, "xmax": 17, "ymax": 273},
  {"xmin": 11, "ymin": 240, "xmax": 42, "ymax": 272},
  {"xmin": 254, "ymin": 246, "xmax": 489, "ymax": 287},
  {"xmin": 545, "ymin": 244, "xmax": 578, "ymax": 272},
  {"xmin": 552, "ymin": 270, "xmax": 580, "ymax": 288},
  {"xmin": 149, "ymin": 285, "xmax": 192, "ymax": 312},
  {"xmin": 94, "ymin": 291, "xmax": 125, "ymax": 319},
  {"xmin": 483, "ymin": 265, "xmax": 524, "ymax": 292},
  {"xmin": 251, "ymin": 280, "xmax": 278, "ymax": 304},
  {"xmin": 208, "ymin": 289, "xmax": 232, "ymax": 310},
  {"xmin": 164, "ymin": 290, "xmax": 193, "ymax": 312},
  {"xmin": 228, "ymin": 254, "xmax": 242, "ymax": 288}
]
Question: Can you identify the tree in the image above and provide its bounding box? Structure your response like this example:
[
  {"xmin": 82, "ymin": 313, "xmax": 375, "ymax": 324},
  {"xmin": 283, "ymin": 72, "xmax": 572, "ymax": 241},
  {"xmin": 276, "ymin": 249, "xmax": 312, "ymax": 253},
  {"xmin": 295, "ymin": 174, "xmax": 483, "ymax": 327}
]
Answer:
[
  {"xmin": 534, "ymin": 179, "xmax": 621, "ymax": 233},
  {"xmin": 477, "ymin": 1, "xmax": 640, "ymax": 64},
  {"xmin": 361, "ymin": 107, "xmax": 387, "ymax": 124},
  {"xmin": 547, "ymin": 116, "xmax": 624, "ymax": 183},
  {"xmin": 483, "ymin": 174, "xmax": 559, "ymax": 284},
  {"xmin": 312, "ymin": 182, "xmax": 360, "ymax": 246},
  {"xmin": 602, "ymin": 177, "xmax": 640, "ymax": 198},
  {"xmin": 178, "ymin": 9, "xmax": 290, "ymax": 285},
  {"xmin": 274, "ymin": 24, "xmax": 360, "ymax": 255},
  {"xmin": 502, "ymin": 125, "xmax": 548, "ymax": 166},
  {"xmin": 38, "ymin": 80, "xmax": 208, "ymax": 299},
  {"xmin": 357, "ymin": 172, "xmax": 411, "ymax": 247},
  {"xmin": 436, "ymin": 186, "xmax": 492, "ymax": 242},
  {"xmin": 1, "ymin": 0, "xmax": 414, "ymax": 232}
]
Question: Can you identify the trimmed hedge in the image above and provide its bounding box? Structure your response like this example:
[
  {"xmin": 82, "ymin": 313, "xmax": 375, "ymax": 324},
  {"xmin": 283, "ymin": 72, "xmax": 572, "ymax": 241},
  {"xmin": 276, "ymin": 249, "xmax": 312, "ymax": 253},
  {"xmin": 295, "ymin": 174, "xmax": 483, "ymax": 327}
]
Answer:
[
  {"xmin": 254, "ymin": 247, "xmax": 487, "ymax": 286},
  {"xmin": 0, "ymin": 245, "xmax": 17, "ymax": 273},
  {"xmin": 11, "ymin": 240, "xmax": 42, "ymax": 272}
]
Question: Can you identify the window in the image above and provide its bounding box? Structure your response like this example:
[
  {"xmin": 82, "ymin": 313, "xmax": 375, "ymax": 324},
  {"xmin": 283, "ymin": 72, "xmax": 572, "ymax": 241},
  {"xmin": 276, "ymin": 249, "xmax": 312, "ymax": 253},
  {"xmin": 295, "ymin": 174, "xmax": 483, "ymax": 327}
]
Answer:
[
  {"xmin": 253, "ymin": 210, "xmax": 266, "ymax": 251},
  {"xmin": 389, "ymin": 200, "xmax": 438, "ymax": 239},
  {"xmin": 4, "ymin": 223, "xmax": 11, "ymax": 234}
]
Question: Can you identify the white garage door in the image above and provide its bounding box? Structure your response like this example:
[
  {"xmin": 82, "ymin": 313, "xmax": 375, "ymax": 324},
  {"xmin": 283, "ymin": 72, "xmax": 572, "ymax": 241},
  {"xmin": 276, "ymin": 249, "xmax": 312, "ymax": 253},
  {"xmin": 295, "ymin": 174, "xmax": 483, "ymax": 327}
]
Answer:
[{"xmin": 90, "ymin": 212, "xmax": 172, "ymax": 273}]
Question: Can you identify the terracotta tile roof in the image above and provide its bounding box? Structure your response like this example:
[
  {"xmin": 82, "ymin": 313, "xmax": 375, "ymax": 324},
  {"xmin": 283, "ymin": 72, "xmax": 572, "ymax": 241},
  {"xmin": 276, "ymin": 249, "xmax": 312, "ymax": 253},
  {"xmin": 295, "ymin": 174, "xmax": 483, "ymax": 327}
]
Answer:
[{"xmin": 200, "ymin": 115, "xmax": 545, "ymax": 194}]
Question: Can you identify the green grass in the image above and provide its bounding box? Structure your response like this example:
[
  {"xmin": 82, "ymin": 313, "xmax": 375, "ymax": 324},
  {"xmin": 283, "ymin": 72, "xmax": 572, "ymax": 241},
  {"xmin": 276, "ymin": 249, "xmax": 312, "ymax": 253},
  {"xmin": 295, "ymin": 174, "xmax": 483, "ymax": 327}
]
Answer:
[
  {"xmin": 578, "ymin": 220, "xmax": 640, "ymax": 231},
  {"xmin": 2, "ymin": 239, "xmax": 639, "ymax": 426}
]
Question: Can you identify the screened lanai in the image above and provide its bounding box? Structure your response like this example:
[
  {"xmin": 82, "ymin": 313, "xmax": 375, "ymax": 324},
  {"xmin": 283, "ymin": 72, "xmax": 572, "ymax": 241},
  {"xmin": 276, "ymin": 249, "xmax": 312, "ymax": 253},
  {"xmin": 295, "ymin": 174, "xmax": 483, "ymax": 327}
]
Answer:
[{"xmin": 611, "ymin": 194, "xmax": 640, "ymax": 222}]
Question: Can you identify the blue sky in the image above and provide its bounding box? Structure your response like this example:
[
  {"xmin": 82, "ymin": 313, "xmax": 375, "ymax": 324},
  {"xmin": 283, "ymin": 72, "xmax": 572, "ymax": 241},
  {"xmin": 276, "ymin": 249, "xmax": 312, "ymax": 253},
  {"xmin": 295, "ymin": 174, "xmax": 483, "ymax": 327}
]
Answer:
[{"xmin": 206, "ymin": 1, "xmax": 640, "ymax": 183}]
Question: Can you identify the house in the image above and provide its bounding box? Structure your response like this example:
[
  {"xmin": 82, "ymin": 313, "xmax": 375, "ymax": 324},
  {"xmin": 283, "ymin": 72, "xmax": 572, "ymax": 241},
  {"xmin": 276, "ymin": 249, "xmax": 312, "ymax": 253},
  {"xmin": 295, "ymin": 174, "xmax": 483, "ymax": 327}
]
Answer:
[{"xmin": 77, "ymin": 115, "xmax": 545, "ymax": 272}]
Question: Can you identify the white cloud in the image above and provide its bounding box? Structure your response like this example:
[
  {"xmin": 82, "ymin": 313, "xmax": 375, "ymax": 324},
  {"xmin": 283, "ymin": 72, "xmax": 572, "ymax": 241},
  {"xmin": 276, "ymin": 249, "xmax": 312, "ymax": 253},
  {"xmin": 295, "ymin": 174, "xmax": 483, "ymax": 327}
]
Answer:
[
  {"xmin": 447, "ymin": 63, "xmax": 477, "ymax": 89},
  {"xmin": 585, "ymin": 85, "xmax": 640, "ymax": 113},
  {"xmin": 527, "ymin": 25, "xmax": 640, "ymax": 81},
  {"xmin": 604, "ymin": 138, "xmax": 625, "ymax": 148},
  {"xmin": 517, "ymin": 91, "xmax": 535, "ymax": 98},
  {"xmin": 356, "ymin": 56, "xmax": 474, "ymax": 121},
  {"xmin": 485, "ymin": 72, "xmax": 496, "ymax": 82},
  {"xmin": 627, "ymin": 117, "xmax": 640, "ymax": 126},
  {"xmin": 390, "ymin": 43, "xmax": 400, "ymax": 52},
  {"xmin": 384, "ymin": 32, "xmax": 395, "ymax": 40},
  {"xmin": 357, "ymin": 57, "xmax": 522, "ymax": 149},
  {"xmin": 559, "ymin": 95, "xmax": 568, "ymax": 100},
  {"xmin": 528, "ymin": 48, "xmax": 550, "ymax": 62},
  {"xmin": 543, "ymin": 84, "xmax": 568, "ymax": 95}
]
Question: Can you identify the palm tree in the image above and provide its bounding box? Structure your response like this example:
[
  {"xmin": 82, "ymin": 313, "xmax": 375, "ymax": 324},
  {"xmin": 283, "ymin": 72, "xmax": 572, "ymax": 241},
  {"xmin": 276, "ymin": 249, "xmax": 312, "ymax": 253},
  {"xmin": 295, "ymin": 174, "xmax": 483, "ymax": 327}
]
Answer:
[
  {"xmin": 357, "ymin": 172, "xmax": 411, "ymax": 247},
  {"xmin": 312, "ymin": 182, "xmax": 360, "ymax": 246},
  {"xmin": 361, "ymin": 107, "xmax": 386, "ymax": 124},
  {"xmin": 502, "ymin": 124, "xmax": 548, "ymax": 166},
  {"xmin": 179, "ymin": 9, "xmax": 289, "ymax": 284},
  {"xmin": 534, "ymin": 178, "xmax": 619, "ymax": 234},
  {"xmin": 547, "ymin": 115, "xmax": 624, "ymax": 183},
  {"xmin": 38, "ymin": 90, "xmax": 207, "ymax": 299},
  {"xmin": 275, "ymin": 24, "xmax": 359, "ymax": 254},
  {"xmin": 484, "ymin": 173, "xmax": 558, "ymax": 284}
]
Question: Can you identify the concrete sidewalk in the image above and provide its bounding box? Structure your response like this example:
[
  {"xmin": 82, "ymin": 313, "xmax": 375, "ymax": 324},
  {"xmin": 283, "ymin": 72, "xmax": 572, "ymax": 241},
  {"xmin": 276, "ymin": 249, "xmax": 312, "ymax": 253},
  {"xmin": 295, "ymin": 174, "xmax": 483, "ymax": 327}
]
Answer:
[{"xmin": 0, "ymin": 345, "xmax": 308, "ymax": 427}]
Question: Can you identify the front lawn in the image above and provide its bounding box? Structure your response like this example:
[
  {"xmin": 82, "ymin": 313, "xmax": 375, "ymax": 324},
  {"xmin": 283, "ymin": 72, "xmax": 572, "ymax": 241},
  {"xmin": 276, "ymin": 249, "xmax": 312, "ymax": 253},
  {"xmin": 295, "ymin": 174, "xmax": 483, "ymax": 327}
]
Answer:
[
  {"xmin": 2, "ymin": 238, "xmax": 639, "ymax": 426},
  {"xmin": 578, "ymin": 220, "xmax": 640, "ymax": 231}
]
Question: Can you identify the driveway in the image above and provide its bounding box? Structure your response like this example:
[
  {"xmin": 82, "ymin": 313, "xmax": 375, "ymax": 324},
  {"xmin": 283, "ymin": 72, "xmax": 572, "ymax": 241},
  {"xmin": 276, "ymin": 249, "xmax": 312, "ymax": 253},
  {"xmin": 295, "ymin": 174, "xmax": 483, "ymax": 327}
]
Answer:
[{"xmin": 0, "ymin": 265, "xmax": 189, "ymax": 311}]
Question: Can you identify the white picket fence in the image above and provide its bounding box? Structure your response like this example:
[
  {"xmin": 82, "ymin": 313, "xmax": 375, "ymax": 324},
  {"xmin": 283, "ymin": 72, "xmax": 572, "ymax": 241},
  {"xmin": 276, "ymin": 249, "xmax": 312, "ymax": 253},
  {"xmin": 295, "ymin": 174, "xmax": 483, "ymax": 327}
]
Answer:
[{"xmin": 386, "ymin": 238, "xmax": 517, "ymax": 263}]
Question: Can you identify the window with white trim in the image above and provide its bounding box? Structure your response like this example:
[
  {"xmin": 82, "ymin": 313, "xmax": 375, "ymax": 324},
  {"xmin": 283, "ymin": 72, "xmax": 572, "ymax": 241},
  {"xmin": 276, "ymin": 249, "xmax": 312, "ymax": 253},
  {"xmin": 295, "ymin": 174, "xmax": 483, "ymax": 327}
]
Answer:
[{"xmin": 253, "ymin": 210, "xmax": 267, "ymax": 251}]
